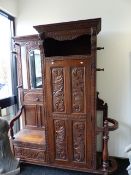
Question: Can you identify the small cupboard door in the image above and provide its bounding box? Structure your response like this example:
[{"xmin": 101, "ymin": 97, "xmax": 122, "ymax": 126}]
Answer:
[
  {"xmin": 23, "ymin": 104, "xmax": 45, "ymax": 129},
  {"xmin": 45, "ymin": 56, "xmax": 94, "ymax": 169}
]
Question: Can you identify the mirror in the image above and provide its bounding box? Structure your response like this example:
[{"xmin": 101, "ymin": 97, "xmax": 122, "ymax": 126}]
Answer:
[{"xmin": 29, "ymin": 49, "xmax": 42, "ymax": 89}]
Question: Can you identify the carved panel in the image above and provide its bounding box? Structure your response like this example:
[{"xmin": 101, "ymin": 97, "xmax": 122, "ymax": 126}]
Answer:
[
  {"xmin": 71, "ymin": 67, "xmax": 85, "ymax": 113},
  {"xmin": 45, "ymin": 29, "xmax": 91, "ymax": 41},
  {"xmin": 73, "ymin": 121, "xmax": 85, "ymax": 162},
  {"xmin": 15, "ymin": 44, "xmax": 23, "ymax": 87},
  {"xmin": 26, "ymin": 40, "xmax": 39, "ymax": 53},
  {"xmin": 51, "ymin": 68, "xmax": 65, "ymax": 112},
  {"xmin": 54, "ymin": 120, "xmax": 67, "ymax": 160},
  {"xmin": 15, "ymin": 147, "xmax": 45, "ymax": 161}
]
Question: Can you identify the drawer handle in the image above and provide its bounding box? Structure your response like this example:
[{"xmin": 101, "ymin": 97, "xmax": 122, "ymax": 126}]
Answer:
[
  {"xmin": 51, "ymin": 60, "xmax": 55, "ymax": 64},
  {"xmin": 35, "ymin": 97, "xmax": 40, "ymax": 101}
]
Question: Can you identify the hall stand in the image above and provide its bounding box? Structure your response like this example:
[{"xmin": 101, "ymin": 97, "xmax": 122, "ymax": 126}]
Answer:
[{"xmin": 10, "ymin": 18, "xmax": 118, "ymax": 174}]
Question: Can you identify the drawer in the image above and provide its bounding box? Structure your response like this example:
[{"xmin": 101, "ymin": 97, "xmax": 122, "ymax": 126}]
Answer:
[
  {"xmin": 24, "ymin": 92, "xmax": 43, "ymax": 102},
  {"xmin": 14, "ymin": 146, "xmax": 46, "ymax": 162}
]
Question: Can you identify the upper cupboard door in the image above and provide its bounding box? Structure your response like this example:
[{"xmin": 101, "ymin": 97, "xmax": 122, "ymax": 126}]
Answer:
[{"xmin": 45, "ymin": 56, "xmax": 92, "ymax": 115}]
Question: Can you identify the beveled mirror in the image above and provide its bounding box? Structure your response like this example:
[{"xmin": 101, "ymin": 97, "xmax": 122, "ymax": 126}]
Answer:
[{"xmin": 29, "ymin": 49, "xmax": 42, "ymax": 89}]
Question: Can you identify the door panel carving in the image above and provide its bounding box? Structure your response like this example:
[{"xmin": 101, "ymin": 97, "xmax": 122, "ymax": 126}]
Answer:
[
  {"xmin": 71, "ymin": 67, "xmax": 85, "ymax": 113},
  {"xmin": 54, "ymin": 119, "xmax": 67, "ymax": 160},
  {"xmin": 51, "ymin": 68, "xmax": 65, "ymax": 112},
  {"xmin": 73, "ymin": 121, "xmax": 86, "ymax": 162}
]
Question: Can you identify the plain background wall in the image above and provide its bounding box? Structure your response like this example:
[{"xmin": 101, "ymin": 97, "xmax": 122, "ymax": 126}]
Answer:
[
  {"xmin": 0, "ymin": 0, "xmax": 17, "ymax": 16},
  {"xmin": 1, "ymin": 0, "xmax": 131, "ymax": 158}
]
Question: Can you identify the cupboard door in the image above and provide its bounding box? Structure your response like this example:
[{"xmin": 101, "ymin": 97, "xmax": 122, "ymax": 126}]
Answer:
[
  {"xmin": 23, "ymin": 104, "xmax": 44, "ymax": 129},
  {"xmin": 24, "ymin": 105, "xmax": 38, "ymax": 128},
  {"xmin": 45, "ymin": 56, "xmax": 94, "ymax": 168}
]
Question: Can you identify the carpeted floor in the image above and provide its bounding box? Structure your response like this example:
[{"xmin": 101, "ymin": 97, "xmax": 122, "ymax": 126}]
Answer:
[{"xmin": 18, "ymin": 158, "xmax": 129, "ymax": 175}]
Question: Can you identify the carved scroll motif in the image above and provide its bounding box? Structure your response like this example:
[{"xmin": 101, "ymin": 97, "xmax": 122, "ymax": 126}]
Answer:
[
  {"xmin": 54, "ymin": 120, "xmax": 67, "ymax": 160},
  {"xmin": 26, "ymin": 40, "xmax": 39, "ymax": 52},
  {"xmin": 73, "ymin": 121, "xmax": 85, "ymax": 162},
  {"xmin": 52, "ymin": 68, "xmax": 65, "ymax": 112},
  {"xmin": 16, "ymin": 45, "xmax": 23, "ymax": 86},
  {"xmin": 71, "ymin": 67, "xmax": 85, "ymax": 113},
  {"xmin": 15, "ymin": 147, "xmax": 45, "ymax": 161}
]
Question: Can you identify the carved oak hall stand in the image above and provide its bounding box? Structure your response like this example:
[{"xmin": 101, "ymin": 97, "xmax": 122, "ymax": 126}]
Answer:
[{"xmin": 10, "ymin": 18, "xmax": 118, "ymax": 174}]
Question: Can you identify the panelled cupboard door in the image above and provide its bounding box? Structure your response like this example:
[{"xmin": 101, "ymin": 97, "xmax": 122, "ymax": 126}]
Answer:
[
  {"xmin": 45, "ymin": 56, "xmax": 94, "ymax": 169},
  {"xmin": 23, "ymin": 104, "xmax": 45, "ymax": 129}
]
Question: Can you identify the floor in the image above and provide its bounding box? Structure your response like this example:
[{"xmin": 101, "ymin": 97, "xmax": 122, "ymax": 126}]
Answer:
[{"xmin": 18, "ymin": 158, "xmax": 129, "ymax": 175}]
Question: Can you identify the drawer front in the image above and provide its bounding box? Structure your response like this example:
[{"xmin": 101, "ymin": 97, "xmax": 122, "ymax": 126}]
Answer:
[
  {"xmin": 14, "ymin": 146, "xmax": 46, "ymax": 162},
  {"xmin": 23, "ymin": 92, "xmax": 43, "ymax": 103}
]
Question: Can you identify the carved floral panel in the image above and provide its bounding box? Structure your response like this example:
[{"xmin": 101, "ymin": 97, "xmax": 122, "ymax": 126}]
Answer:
[
  {"xmin": 51, "ymin": 68, "xmax": 65, "ymax": 112},
  {"xmin": 15, "ymin": 147, "xmax": 45, "ymax": 161},
  {"xmin": 71, "ymin": 67, "xmax": 85, "ymax": 113},
  {"xmin": 73, "ymin": 121, "xmax": 85, "ymax": 162},
  {"xmin": 54, "ymin": 120, "xmax": 67, "ymax": 160}
]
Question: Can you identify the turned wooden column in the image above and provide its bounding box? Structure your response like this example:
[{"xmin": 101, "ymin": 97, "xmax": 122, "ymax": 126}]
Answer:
[{"xmin": 102, "ymin": 120, "xmax": 109, "ymax": 174}]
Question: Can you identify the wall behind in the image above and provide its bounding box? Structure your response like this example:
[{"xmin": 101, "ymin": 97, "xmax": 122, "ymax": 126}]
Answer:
[
  {"xmin": 0, "ymin": 0, "xmax": 18, "ymax": 16},
  {"xmin": 17, "ymin": 0, "xmax": 131, "ymax": 158}
]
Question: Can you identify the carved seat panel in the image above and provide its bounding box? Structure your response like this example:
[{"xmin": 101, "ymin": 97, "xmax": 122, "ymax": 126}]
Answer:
[
  {"xmin": 13, "ymin": 129, "xmax": 46, "ymax": 147},
  {"xmin": 12, "ymin": 129, "xmax": 46, "ymax": 164}
]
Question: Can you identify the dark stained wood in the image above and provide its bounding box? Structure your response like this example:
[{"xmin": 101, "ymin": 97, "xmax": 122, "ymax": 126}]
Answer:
[
  {"xmin": 23, "ymin": 90, "xmax": 43, "ymax": 103},
  {"xmin": 12, "ymin": 34, "xmax": 38, "ymax": 43},
  {"xmin": 9, "ymin": 18, "xmax": 118, "ymax": 174},
  {"xmin": 13, "ymin": 128, "xmax": 46, "ymax": 163},
  {"xmin": 45, "ymin": 57, "xmax": 93, "ymax": 168},
  {"xmin": 34, "ymin": 18, "xmax": 101, "ymax": 35},
  {"xmin": 96, "ymin": 92, "xmax": 118, "ymax": 173},
  {"xmin": 10, "ymin": 106, "xmax": 23, "ymax": 139},
  {"xmin": 14, "ymin": 128, "xmax": 46, "ymax": 146},
  {"xmin": 10, "ymin": 34, "xmax": 46, "ymax": 165}
]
